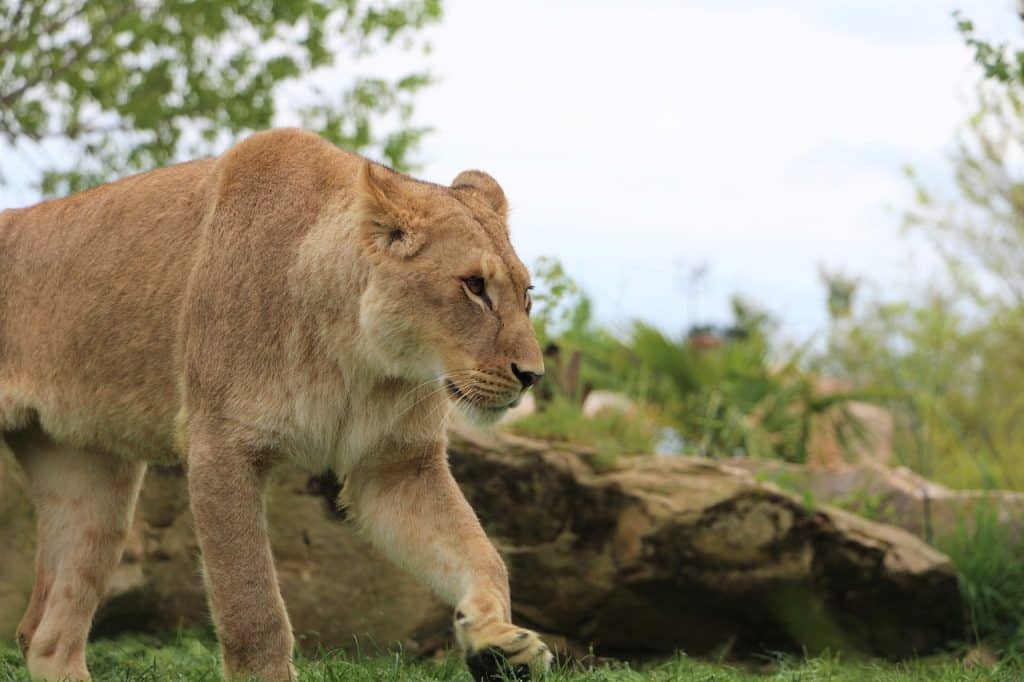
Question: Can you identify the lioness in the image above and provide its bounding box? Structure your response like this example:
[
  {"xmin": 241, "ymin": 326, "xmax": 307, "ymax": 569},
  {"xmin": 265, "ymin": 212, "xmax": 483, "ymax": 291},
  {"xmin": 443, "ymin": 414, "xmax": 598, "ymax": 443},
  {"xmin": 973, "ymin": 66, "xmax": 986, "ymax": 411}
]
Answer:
[{"xmin": 0, "ymin": 129, "xmax": 550, "ymax": 681}]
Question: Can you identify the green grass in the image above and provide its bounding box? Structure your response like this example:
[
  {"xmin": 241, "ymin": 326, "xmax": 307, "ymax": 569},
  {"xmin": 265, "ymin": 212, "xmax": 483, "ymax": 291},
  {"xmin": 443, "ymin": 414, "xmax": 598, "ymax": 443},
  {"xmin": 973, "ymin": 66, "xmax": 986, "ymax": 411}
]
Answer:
[
  {"xmin": 1, "ymin": 634, "xmax": 1021, "ymax": 682},
  {"xmin": 938, "ymin": 503, "xmax": 1024, "ymax": 656},
  {"xmin": 505, "ymin": 398, "xmax": 658, "ymax": 463}
]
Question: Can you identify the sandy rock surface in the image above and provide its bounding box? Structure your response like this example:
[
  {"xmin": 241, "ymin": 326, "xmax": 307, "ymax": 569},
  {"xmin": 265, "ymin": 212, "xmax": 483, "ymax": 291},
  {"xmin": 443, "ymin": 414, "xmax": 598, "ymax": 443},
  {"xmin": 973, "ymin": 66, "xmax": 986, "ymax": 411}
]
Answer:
[{"xmin": 0, "ymin": 428, "xmax": 963, "ymax": 658}]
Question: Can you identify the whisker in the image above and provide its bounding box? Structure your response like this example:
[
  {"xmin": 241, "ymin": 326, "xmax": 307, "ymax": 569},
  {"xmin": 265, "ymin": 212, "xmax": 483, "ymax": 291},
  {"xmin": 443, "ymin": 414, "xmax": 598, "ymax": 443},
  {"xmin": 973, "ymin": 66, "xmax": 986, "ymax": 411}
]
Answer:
[
  {"xmin": 394, "ymin": 369, "xmax": 477, "ymax": 412},
  {"xmin": 394, "ymin": 384, "xmax": 450, "ymax": 422},
  {"xmin": 392, "ymin": 371, "xmax": 486, "ymax": 423},
  {"xmin": 392, "ymin": 366, "xmax": 516, "ymax": 426}
]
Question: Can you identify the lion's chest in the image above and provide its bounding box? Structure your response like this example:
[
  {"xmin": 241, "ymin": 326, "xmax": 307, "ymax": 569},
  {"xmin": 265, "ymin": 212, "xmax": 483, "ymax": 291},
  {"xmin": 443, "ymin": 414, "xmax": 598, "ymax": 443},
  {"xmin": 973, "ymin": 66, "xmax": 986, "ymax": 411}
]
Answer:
[{"xmin": 284, "ymin": 381, "xmax": 447, "ymax": 474}]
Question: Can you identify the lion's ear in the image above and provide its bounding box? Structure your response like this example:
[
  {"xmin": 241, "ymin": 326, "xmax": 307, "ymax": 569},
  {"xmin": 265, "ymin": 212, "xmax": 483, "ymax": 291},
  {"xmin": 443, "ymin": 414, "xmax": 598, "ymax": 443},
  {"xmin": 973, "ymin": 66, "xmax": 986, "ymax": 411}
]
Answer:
[
  {"xmin": 451, "ymin": 170, "xmax": 508, "ymax": 219},
  {"xmin": 356, "ymin": 161, "xmax": 424, "ymax": 259}
]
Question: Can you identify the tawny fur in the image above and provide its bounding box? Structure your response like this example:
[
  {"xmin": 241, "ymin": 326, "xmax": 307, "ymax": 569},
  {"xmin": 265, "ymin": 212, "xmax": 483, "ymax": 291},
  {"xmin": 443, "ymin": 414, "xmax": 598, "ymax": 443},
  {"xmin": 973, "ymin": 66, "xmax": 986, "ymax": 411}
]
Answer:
[{"xmin": 0, "ymin": 129, "xmax": 548, "ymax": 681}]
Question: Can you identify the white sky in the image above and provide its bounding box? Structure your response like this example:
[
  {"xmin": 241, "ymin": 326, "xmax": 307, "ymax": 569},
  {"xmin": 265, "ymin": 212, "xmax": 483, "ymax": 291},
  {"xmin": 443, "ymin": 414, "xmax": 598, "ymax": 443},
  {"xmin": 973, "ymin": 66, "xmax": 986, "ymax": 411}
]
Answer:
[
  {"xmin": 411, "ymin": 0, "xmax": 1022, "ymax": 340},
  {"xmin": 2, "ymin": 1, "xmax": 1021, "ymax": 342}
]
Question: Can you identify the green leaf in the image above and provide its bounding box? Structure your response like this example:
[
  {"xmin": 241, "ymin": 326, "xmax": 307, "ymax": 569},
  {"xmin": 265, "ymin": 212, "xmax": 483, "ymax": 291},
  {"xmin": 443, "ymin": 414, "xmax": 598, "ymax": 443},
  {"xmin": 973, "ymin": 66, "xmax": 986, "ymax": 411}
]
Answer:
[{"xmin": 0, "ymin": 0, "xmax": 443, "ymax": 195}]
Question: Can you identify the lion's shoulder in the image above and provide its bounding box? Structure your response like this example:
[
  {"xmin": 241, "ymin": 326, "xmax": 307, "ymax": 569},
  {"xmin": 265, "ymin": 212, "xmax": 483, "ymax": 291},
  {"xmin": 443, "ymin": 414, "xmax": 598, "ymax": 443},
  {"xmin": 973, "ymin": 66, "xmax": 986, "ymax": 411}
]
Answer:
[{"xmin": 213, "ymin": 128, "xmax": 353, "ymax": 194}]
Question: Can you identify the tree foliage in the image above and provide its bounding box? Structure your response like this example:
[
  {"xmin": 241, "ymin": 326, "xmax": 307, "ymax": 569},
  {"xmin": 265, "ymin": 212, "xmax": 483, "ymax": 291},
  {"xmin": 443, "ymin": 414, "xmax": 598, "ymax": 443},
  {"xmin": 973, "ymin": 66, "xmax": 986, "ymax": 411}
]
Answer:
[
  {"xmin": 0, "ymin": 0, "xmax": 441, "ymax": 195},
  {"xmin": 955, "ymin": 7, "xmax": 1024, "ymax": 85}
]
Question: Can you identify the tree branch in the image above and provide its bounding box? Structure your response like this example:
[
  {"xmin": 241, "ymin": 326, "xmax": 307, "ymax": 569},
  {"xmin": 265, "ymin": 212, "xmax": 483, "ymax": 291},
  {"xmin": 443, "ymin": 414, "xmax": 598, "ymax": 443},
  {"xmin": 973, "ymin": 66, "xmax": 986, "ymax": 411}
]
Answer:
[
  {"xmin": 0, "ymin": 0, "xmax": 90, "ymax": 55},
  {"xmin": 0, "ymin": 4, "xmax": 131, "ymax": 110}
]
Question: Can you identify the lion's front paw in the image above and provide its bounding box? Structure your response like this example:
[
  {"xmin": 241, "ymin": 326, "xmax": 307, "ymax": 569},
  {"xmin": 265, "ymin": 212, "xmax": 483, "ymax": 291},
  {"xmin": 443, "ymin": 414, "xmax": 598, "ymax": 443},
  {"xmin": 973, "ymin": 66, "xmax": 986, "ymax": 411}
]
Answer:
[{"xmin": 456, "ymin": 613, "xmax": 552, "ymax": 681}]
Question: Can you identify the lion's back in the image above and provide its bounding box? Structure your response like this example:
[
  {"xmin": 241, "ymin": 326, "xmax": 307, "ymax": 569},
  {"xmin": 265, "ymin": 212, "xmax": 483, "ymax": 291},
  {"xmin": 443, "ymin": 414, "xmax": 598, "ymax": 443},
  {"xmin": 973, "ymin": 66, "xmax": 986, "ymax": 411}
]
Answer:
[
  {"xmin": 0, "ymin": 158, "xmax": 217, "ymax": 457},
  {"xmin": 0, "ymin": 129, "xmax": 358, "ymax": 458}
]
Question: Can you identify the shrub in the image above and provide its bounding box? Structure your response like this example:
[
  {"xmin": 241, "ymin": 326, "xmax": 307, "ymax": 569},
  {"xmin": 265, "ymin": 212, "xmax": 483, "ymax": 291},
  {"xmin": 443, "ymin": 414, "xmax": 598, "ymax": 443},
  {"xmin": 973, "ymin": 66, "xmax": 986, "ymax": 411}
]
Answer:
[{"xmin": 938, "ymin": 504, "xmax": 1024, "ymax": 655}]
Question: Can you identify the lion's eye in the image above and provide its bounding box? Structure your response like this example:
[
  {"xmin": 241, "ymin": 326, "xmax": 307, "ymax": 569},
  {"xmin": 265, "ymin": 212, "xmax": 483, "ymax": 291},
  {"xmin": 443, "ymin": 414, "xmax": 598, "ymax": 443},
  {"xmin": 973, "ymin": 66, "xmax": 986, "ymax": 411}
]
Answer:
[{"xmin": 464, "ymin": 276, "xmax": 486, "ymax": 297}]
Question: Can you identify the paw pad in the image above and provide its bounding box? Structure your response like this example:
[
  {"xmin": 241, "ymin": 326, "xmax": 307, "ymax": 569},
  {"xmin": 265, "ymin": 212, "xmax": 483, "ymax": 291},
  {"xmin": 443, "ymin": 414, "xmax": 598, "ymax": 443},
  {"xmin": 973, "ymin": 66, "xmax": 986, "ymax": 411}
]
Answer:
[{"xmin": 465, "ymin": 647, "xmax": 532, "ymax": 682}]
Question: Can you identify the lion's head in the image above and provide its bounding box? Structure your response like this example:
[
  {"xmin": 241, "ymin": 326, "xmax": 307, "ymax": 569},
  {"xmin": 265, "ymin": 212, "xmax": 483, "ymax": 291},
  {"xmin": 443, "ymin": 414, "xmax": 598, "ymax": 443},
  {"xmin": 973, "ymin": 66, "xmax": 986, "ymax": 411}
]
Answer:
[{"xmin": 355, "ymin": 162, "xmax": 544, "ymax": 424}]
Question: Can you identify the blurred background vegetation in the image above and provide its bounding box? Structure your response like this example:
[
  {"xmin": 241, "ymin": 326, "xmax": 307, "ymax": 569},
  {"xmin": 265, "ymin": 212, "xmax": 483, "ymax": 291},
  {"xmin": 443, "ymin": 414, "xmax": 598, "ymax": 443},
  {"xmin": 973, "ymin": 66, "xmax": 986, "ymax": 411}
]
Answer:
[
  {"xmin": 510, "ymin": 14, "xmax": 1024, "ymax": 495},
  {"xmin": 519, "ymin": 256, "xmax": 872, "ymax": 466}
]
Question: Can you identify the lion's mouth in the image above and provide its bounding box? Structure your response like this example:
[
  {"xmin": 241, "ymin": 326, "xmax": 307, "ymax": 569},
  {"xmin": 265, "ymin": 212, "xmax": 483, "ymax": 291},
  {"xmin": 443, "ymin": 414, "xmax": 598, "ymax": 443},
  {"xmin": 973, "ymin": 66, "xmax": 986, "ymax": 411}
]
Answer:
[
  {"xmin": 445, "ymin": 380, "xmax": 467, "ymax": 402},
  {"xmin": 445, "ymin": 380, "xmax": 512, "ymax": 413}
]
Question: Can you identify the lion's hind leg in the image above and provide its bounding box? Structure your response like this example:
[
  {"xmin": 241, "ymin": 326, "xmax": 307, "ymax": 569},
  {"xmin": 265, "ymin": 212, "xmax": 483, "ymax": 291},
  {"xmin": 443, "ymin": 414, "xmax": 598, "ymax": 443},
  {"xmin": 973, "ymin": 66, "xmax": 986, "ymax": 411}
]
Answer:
[{"xmin": 9, "ymin": 426, "xmax": 145, "ymax": 682}]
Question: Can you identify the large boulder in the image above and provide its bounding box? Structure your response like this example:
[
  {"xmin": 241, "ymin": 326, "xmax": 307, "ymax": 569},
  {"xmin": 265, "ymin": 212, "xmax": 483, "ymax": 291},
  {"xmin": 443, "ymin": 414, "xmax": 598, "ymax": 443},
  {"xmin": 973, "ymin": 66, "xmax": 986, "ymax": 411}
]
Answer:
[
  {"xmin": 0, "ymin": 429, "xmax": 963, "ymax": 659},
  {"xmin": 450, "ymin": 428, "xmax": 962, "ymax": 658}
]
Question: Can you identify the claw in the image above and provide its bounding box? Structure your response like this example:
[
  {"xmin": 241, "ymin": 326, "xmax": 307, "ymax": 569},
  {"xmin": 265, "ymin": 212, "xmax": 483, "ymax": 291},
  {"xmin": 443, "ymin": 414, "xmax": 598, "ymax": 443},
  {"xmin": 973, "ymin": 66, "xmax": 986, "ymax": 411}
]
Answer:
[{"xmin": 466, "ymin": 647, "xmax": 532, "ymax": 682}]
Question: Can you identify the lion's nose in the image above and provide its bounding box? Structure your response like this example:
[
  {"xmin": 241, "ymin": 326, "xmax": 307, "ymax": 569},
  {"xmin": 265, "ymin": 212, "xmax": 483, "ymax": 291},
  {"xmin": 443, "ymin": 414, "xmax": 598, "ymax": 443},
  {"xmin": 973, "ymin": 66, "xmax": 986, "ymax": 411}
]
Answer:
[{"xmin": 511, "ymin": 363, "xmax": 543, "ymax": 389}]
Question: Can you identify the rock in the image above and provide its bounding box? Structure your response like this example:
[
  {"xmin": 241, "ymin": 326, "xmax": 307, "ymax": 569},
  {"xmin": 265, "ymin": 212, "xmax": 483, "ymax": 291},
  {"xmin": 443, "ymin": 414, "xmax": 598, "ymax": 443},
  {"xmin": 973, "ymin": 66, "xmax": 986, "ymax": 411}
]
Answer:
[
  {"xmin": 0, "ymin": 449, "xmax": 448, "ymax": 652},
  {"xmin": 807, "ymin": 400, "xmax": 894, "ymax": 467},
  {"xmin": 0, "ymin": 428, "xmax": 963, "ymax": 660},
  {"xmin": 728, "ymin": 456, "xmax": 1024, "ymax": 546},
  {"xmin": 449, "ymin": 427, "xmax": 962, "ymax": 659},
  {"xmin": 806, "ymin": 376, "xmax": 894, "ymax": 466},
  {"xmin": 91, "ymin": 465, "xmax": 449, "ymax": 649},
  {"xmin": 581, "ymin": 391, "xmax": 636, "ymax": 419}
]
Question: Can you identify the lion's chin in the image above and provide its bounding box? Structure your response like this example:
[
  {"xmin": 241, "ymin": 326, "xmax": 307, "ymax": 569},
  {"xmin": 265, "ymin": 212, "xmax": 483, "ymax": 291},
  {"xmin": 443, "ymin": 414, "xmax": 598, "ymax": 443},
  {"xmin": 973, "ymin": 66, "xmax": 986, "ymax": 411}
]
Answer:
[
  {"xmin": 454, "ymin": 402, "xmax": 509, "ymax": 427},
  {"xmin": 444, "ymin": 380, "xmax": 513, "ymax": 426}
]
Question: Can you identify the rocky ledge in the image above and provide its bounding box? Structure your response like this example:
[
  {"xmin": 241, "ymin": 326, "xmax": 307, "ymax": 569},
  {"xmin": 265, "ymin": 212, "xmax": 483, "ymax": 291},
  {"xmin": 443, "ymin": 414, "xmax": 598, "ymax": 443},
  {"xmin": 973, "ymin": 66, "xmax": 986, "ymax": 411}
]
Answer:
[{"xmin": 0, "ymin": 427, "xmax": 963, "ymax": 659}]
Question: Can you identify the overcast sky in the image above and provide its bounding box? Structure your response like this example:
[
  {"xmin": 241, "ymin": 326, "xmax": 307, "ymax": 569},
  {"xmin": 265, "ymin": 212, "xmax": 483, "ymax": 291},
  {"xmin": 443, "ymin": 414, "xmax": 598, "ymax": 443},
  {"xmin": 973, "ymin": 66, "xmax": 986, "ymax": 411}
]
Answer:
[
  {"xmin": 411, "ymin": 0, "xmax": 1022, "ymax": 340},
  {"xmin": 2, "ymin": 1, "xmax": 1020, "ymax": 342}
]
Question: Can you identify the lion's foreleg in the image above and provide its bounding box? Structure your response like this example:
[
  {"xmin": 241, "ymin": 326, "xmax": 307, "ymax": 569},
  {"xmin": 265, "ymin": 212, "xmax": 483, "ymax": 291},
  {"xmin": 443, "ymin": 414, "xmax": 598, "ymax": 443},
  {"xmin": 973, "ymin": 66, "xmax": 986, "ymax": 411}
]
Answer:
[
  {"xmin": 343, "ymin": 445, "xmax": 551, "ymax": 680},
  {"xmin": 186, "ymin": 435, "xmax": 295, "ymax": 681}
]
